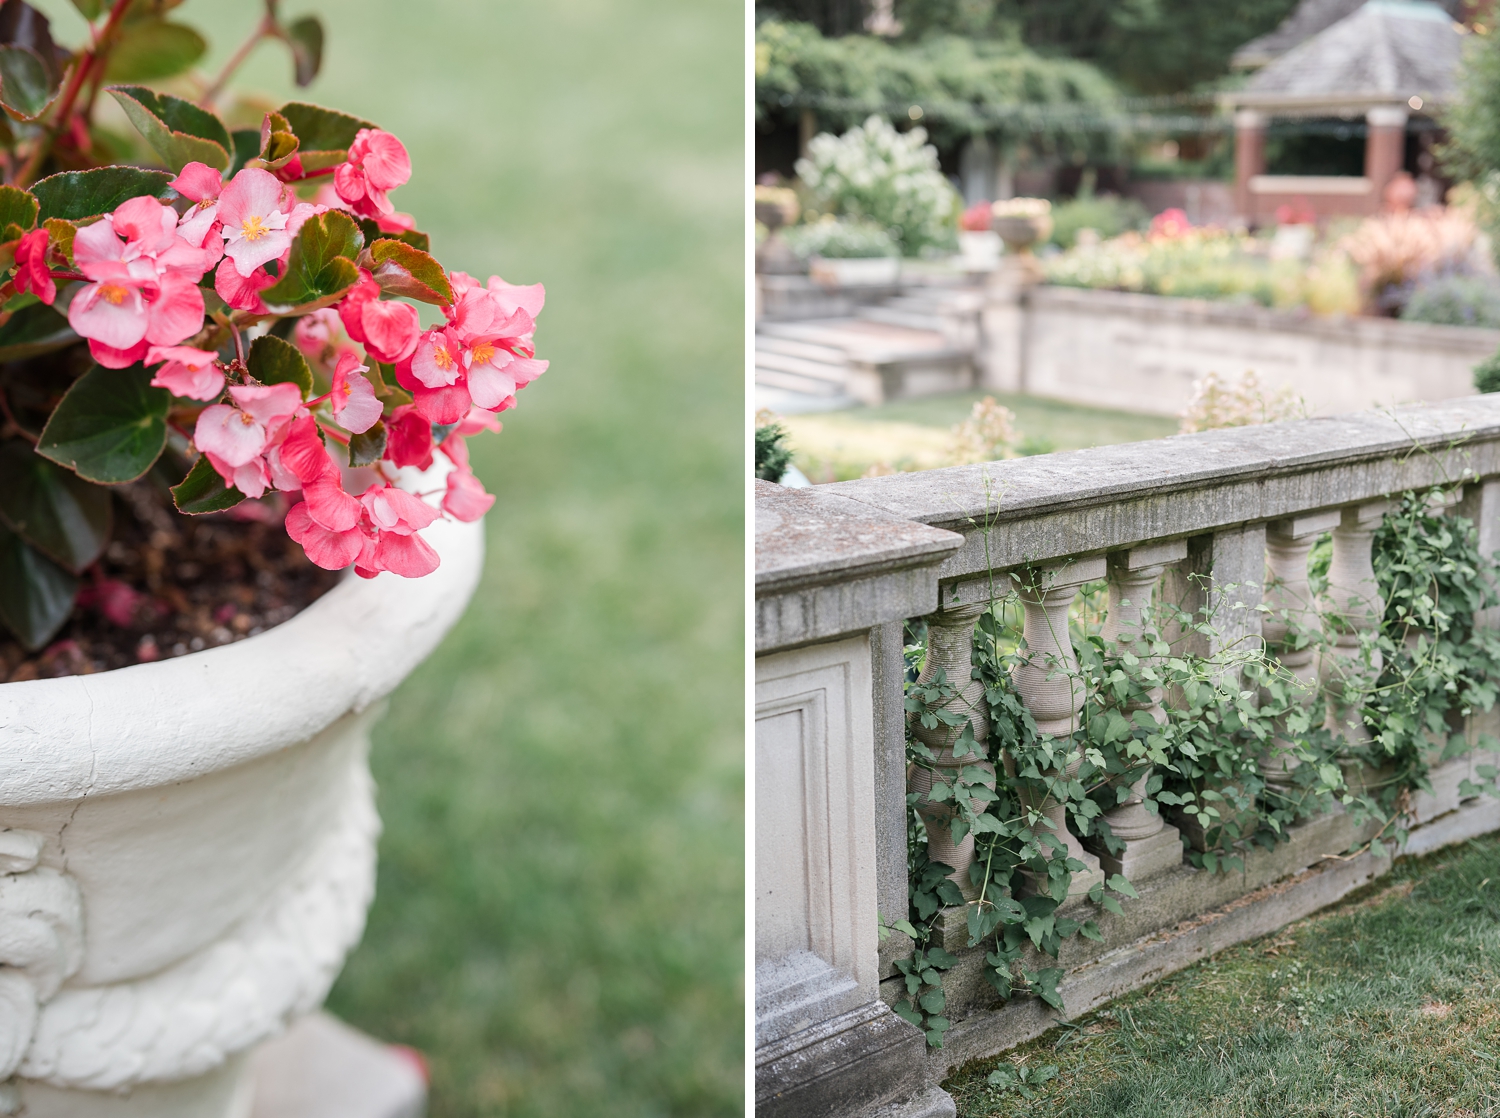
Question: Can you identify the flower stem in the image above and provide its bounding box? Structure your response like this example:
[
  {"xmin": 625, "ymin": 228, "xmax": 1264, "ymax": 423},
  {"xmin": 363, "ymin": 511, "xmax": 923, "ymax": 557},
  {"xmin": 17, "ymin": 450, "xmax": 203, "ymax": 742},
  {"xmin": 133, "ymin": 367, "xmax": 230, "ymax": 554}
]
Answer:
[
  {"xmin": 14, "ymin": 0, "xmax": 132, "ymax": 189},
  {"xmin": 199, "ymin": 7, "xmax": 278, "ymax": 108}
]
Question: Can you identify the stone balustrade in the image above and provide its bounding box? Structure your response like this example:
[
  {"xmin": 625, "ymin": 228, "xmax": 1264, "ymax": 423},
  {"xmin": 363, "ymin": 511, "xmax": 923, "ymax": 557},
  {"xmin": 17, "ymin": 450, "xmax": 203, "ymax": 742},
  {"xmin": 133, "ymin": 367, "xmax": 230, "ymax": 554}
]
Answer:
[{"xmin": 756, "ymin": 398, "xmax": 1500, "ymax": 1118}]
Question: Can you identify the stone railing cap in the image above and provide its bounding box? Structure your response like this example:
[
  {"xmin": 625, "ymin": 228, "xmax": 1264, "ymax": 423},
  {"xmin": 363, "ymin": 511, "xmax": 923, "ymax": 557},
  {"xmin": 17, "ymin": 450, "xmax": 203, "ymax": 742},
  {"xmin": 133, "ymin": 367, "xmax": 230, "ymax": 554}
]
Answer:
[
  {"xmin": 822, "ymin": 398, "xmax": 1500, "ymax": 531},
  {"xmin": 755, "ymin": 479, "xmax": 962, "ymax": 595}
]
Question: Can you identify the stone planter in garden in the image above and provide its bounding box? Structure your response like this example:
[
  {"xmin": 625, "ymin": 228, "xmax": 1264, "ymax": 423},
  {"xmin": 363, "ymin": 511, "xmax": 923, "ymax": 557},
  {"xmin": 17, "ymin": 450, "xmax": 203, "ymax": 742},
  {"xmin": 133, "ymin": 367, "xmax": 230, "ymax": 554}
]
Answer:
[
  {"xmin": 808, "ymin": 255, "xmax": 901, "ymax": 286},
  {"xmin": 0, "ymin": 2, "xmax": 547, "ymax": 1112},
  {"xmin": 0, "ymin": 509, "xmax": 482, "ymax": 1116}
]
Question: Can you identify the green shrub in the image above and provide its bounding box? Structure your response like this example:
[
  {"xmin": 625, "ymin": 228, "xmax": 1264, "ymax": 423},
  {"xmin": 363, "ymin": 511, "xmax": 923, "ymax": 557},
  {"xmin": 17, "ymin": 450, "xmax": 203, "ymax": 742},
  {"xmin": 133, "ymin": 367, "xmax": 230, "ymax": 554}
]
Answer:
[
  {"xmin": 783, "ymin": 219, "xmax": 899, "ymax": 259},
  {"xmin": 1474, "ymin": 349, "xmax": 1500, "ymax": 393},
  {"xmin": 1048, "ymin": 194, "xmax": 1148, "ymax": 249},
  {"xmin": 756, "ymin": 421, "xmax": 794, "ymax": 482},
  {"xmin": 1400, "ymin": 273, "xmax": 1500, "ymax": 328}
]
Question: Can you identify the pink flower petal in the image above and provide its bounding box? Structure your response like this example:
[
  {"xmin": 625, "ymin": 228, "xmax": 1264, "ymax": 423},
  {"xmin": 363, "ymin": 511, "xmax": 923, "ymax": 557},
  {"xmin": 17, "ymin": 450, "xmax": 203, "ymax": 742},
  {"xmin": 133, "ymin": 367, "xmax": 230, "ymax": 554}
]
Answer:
[
  {"xmin": 374, "ymin": 529, "xmax": 440, "ymax": 577},
  {"xmin": 147, "ymin": 345, "xmax": 223, "ymax": 400},
  {"xmin": 303, "ymin": 478, "xmax": 362, "ymax": 532},
  {"xmin": 170, "ymin": 162, "xmax": 224, "ymax": 203},
  {"xmin": 442, "ymin": 468, "xmax": 494, "ymax": 522},
  {"xmin": 286, "ymin": 501, "xmax": 365, "ymax": 570},
  {"xmin": 69, "ymin": 281, "xmax": 148, "ymax": 350},
  {"xmin": 410, "ymin": 329, "xmax": 463, "ymax": 388},
  {"xmin": 333, "ymin": 370, "xmax": 383, "ymax": 434},
  {"xmin": 486, "ymin": 277, "xmax": 546, "ymax": 319},
  {"xmin": 214, "ymin": 257, "xmax": 276, "ymax": 312},
  {"xmin": 144, "ymin": 276, "xmax": 205, "ymax": 347},
  {"xmin": 87, "ymin": 338, "xmax": 149, "ymax": 369},
  {"xmin": 360, "ymin": 299, "xmax": 419, "ymax": 362},
  {"xmin": 229, "ymin": 382, "xmax": 305, "ymax": 424},
  {"xmin": 466, "ymin": 363, "xmax": 517, "ymax": 411},
  {"xmin": 196, "ymin": 404, "xmax": 268, "ymax": 468}
]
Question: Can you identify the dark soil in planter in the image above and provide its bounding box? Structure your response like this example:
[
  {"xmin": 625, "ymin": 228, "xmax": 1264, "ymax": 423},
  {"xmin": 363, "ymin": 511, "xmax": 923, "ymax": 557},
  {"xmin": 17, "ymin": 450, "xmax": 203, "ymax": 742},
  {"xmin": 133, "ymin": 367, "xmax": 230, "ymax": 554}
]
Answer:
[{"xmin": 1, "ymin": 481, "xmax": 341, "ymax": 683}]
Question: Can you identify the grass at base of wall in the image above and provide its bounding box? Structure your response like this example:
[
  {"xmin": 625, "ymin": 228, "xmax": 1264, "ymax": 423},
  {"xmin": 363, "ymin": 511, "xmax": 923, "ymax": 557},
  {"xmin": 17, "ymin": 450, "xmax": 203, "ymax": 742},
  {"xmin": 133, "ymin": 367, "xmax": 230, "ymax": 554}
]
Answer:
[
  {"xmin": 778, "ymin": 393, "xmax": 1179, "ymax": 482},
  {"xmin": 944, "ymin": 834, "xmax": 1500, "ymax": 1118}
]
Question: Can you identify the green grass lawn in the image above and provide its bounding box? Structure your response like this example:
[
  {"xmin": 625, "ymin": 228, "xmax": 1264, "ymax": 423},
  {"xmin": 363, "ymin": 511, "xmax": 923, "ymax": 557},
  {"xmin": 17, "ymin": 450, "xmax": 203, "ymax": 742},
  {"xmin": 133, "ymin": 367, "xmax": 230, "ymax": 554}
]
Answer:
[
  {"xmin": 944, "ymin": 836, "xmax": 1500, "ymax": 1118},
  {"xmin": 153, "ymin": 2, "xmax": 745, "ymax": 1114},
  {"xmin": 780, "ymin": 392, "xmax": 1179, "ymax": 482}
]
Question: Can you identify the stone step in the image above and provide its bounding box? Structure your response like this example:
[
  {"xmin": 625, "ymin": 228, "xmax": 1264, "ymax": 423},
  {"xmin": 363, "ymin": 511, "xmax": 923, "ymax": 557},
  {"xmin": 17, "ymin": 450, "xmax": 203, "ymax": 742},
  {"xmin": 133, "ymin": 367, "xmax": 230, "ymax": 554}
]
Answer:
[
  {"xmin": 760, "ymin": 318, "xmax": 961, "ymax": 363},
  {"xmin": 754, "ymin": 364, "xmax": 849, "ymax": 397},
  {"xmin": 754, "ymin": 348, "xmax": 849, "ymax": 384},
  {"xmin": 754, "ymin": 333, "xmax": 851, "ymax": 365}
]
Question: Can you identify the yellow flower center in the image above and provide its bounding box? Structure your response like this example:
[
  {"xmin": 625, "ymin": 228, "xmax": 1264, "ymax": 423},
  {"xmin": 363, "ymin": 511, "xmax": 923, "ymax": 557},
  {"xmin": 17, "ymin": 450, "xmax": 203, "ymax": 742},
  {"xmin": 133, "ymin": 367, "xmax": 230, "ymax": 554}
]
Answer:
[
  {"xmin": 238, "ymin": 411, "xmax": 256, "ymax": 426},
  {"xmin": 241, "ymin": 215, "xmax": 267, "ymax": 242},
  {"xmin": 470, "ymin": 342, "xmax": 496, "ymax": 365},
  {"xmin": 98, "ymin": 284, "xmax": 128, "ymax": 306},
  {"xmin": 433, "ymin": 345, "xmax": 455, "ymax": 370}
]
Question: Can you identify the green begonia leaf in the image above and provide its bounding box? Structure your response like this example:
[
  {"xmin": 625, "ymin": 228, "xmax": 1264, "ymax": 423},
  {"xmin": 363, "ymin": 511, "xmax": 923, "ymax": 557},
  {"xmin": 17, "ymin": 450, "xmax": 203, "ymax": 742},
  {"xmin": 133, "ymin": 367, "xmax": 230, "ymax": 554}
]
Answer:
[
  {"xmin": 0, "ymin": 520, "xmax": 76, "ymax": 650},
  {"xmin": 247, "ymin": 334, "xmax": 313, "ymax": 396},
  {"xmin": 277, "ymin": 100, "xmax": 375, "ymax": 171},
  {"xmin": 285, "ymin": 17, "xmax": 323, "ymax": 87},
  {"xmin": 108, "ymin": 85, "xmax": 230, "ymax": 172},
  {"xmin": 68, "ymin": 0, "xmax": 105, "ymax": 17},
  {"xmin": 104, "ymin": 20, "xmax": 206, "ymax": 83},
  {"xmin": 32, "ymin": 166, "xmax": 173, "ymax": 222},
  {"xmin": 229, "ymin": 128, "xmax": 260, "ymax": 176},
  {"xmin": 36, "ymin": 364, "xmax": 170, "ymax": 483},
  {"xmin": 171, "ymin": 454, "xmax": 244, "ymax": 514},
  {"xmin": 357, "ymin": 218, "xmax": 429, "ymax": 254},
  {"xmin": 261, "ymin": 209, "xmax": 363, "ymax": 311},
  {"xmin": 348, "ymin": 420, "xmax": 387, "ymax": 466},
  {"xmin": 370, "ymin": 239, "xmax": 452, "ymax": 305},
  {"xmin": 0, "ymin": 439, "xmax": 112, "ymax": 571},
  {"xmin": 0, "ymin": 184, "xmax": 38, "ymax": 231},
  {"xmin": 0, "ymin": 301, "xmax": 76, "ymax": 361},
  {"xmin": 0, "ymin": 45, "xmax": 55, "ymax": 121}
]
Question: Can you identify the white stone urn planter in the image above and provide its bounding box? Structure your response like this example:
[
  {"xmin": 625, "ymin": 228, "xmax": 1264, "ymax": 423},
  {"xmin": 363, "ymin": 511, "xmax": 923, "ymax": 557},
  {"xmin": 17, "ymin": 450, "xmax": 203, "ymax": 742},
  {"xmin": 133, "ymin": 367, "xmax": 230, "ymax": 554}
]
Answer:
[
  {"xmin": 0, "ymin": 504, "xmax": 484, "ymax": 1116},
  {"xmin": 808, "ymin": 255, "xmax": 900, "ymax": 287}
]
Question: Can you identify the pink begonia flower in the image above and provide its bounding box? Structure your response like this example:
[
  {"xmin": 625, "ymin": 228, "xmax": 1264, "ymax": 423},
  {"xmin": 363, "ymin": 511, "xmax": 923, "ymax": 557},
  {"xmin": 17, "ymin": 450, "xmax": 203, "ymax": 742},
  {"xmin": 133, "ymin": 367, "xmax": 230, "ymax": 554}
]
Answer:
[
  {"xmin": 275, "ymin": 415, "xmax": 337, "ymax": 487},
  {"xmin": 146, "ymin": 345, "xmax": 223, "ymax": 400},
  {"xmin": 171, "ymin": 161, "xmax": 225, "ymax": 249},
  {"xmin": 408, "ymin": 325, "xmax": 465, "ymax": 389},
  {"xmin": 194, "ymin": 382, "xmax": 304, "ymax": 498},
  {"xmin": 333, "ymin": 129, "xmax": 411, "ymax": 218},
  {"xmin": 329, "ymin": 349, "xmax": 383, "ymax": 434},
  {"xmin": 371, "ymin": 529, "xmax": 440, "ymax": 577},
  {"xmin": 442, "ymin": 467, "xmax": 494, "ymax": 522},
  {"xmin": 453, "ymin": 406, "xmax": 503, "ymax": 437},
  {"xmin": 13, "ymin": 228, "xmax": 54, "ymax": 304},
  {"xmin": 285, "ymin": 501, "xmax": 364, "ymax": 570},
  {"xmin": 293, "ymin": 308, "xmax": 340, "ymax": 359},
  {"xmin": 385, "ymin": 405, "xmax": 434, "ymax": 470},
  {"xmin": 218, "ymin": 168, "xmax": 292, "ymax": 277},
  {"xmin": 338, "ymin": 270, "xmax": 419, "ymax": 362},
  {"xmin": 215, "ymin": 257, "xmax": 277, "ymax": 313},
  {"xmin": 362, "ymin": 484, "xmax": 440, "ymax": 535},
  {"xmin": 66, "ymin": 206, "xmax": 212, "ymax": 368}
]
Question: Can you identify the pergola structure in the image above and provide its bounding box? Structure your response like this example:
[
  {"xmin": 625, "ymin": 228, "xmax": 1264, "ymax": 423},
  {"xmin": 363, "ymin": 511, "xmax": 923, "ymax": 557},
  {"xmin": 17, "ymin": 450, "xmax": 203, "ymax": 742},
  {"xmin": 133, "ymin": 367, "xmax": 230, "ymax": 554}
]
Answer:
[{"xmin": 1223, "ymin": 0, "xmax": 1466, "ymax": 224}]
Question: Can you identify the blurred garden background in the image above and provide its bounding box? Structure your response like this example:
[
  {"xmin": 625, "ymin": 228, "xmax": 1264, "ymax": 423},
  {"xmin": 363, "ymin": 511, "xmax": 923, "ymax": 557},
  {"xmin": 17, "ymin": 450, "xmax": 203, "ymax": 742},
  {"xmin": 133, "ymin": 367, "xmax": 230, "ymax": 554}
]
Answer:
[
  {"xmin": 43, "ymin": 0, "xmax": 744, "ymax": 1114},
  {"xmin": 753, "ymin": 0, "xmax": 1500, "ymax": 484}
]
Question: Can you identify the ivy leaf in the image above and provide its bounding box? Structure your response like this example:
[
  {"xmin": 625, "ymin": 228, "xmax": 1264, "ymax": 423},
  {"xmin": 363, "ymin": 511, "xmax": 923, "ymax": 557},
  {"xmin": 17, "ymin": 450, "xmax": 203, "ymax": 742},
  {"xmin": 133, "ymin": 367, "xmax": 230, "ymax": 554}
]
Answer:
[
  {"xmin": 1106, "ymin": 873, "xmax": 1139, "ymax": 899},
  {"xmin": 247, "ymin": 334, "xmax": 313, "ymax": 396},
  {"xmin": 0, "ymin": 520, "xmax": 76, "ymax": 650},
  {"xmin": 0, "ymin": 301, "xmax": 75, "ymax": 361},
  {"xmin": 32, "ymin": 166, "xmax": 173, "ymax": 222},
  {"xmin": 348, "ymin": 419, "xmax": 387, "ymax": 466},
  {"xmin": 284, "ymin": 16, "xmax": 323, "ymax": 87},
  {"xmin": 171, "ymin": 454, "xmax": 244, "ymax": 515},
  {"xmin": 0, "ymin": 439, "xmax": 111, "ymax": 572},
  {"xmin": 0, "ymin": 44, "xmax": 55, "ymax": 121},
  {"xmin": 107, "ymin": 85, "xmax": 230, "ymax": 172},
  {"xmin": 277, "ymin": 100, "xmax": 376, "ymax": 172},
  {"xmin": 103, "ymin": 20, "xmax": 206, "ymax": 83},
  {"xmin": 369, "ymin": 239, "xmax": 453, "ymax": 305},
  {"xmin": 261, "ymin": 209, "xmax": 363, "ymax": 311},
  {"xmin": 0, "ymin": 184, "xmax": 37, "ymax": 231},
  {"xmin": 36, "ymin": 364, "xmax": 170, "ymax": 483}
]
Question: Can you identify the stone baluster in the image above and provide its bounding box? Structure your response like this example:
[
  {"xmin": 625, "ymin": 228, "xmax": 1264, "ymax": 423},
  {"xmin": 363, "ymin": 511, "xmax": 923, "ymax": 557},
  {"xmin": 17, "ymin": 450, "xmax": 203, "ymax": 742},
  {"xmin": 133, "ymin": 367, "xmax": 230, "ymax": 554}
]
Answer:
[
  {"xmin": 1010, "ymin": 556, "xmax": 1106, "ymax": 898},
  {"xmin": 907, "ymin": 579, "xmax": 999, "ymax": 903},
  {"xmin": 1259, "ymin": 511, "xmax": 1341, "ymax": 790},
  {"xmin": 1320, "ymin": 501, "xmax": 1390, "ymax": 756},
  {"xmin": 1093, "ymin": 542, "xmax": 1185, "ymax": 881}
]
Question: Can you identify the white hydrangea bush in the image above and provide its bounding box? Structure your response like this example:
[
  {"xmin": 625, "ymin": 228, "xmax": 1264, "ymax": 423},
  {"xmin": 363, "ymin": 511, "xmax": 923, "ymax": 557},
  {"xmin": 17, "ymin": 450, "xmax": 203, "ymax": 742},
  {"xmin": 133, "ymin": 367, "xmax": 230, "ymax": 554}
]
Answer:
[{"xmin": 796, "ymin": 115, "xmax": 958, "ymax": 257}]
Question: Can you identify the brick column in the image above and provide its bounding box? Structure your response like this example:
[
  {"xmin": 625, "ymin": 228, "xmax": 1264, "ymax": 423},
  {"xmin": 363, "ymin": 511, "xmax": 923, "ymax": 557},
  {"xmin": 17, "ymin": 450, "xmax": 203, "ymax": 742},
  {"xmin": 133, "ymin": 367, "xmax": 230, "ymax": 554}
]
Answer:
[
  {"xmin": 1234, "ymin": 109, "xmax": 1266, "ymax": 224},
  {"xmin": 1365, "ymin": 106, "xmax": 1409, "ymax": 209}
]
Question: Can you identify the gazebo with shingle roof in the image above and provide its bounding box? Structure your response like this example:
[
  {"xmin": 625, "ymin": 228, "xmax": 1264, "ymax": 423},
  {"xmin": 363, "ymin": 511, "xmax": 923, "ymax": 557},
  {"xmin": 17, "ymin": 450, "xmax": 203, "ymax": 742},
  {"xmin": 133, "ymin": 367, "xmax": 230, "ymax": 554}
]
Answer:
[{"xmin": 1223, "ymin": 0, "xmax": 1467, "ymax": 222}]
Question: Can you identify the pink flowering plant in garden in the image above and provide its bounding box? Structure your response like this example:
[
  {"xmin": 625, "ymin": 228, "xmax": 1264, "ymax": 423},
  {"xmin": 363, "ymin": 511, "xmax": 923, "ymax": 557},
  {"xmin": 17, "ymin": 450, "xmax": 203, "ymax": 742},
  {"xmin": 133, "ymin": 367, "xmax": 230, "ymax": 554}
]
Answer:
[{"xmin": 0, "ymin": 0, "xmax": 545, "ymax": 651}]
